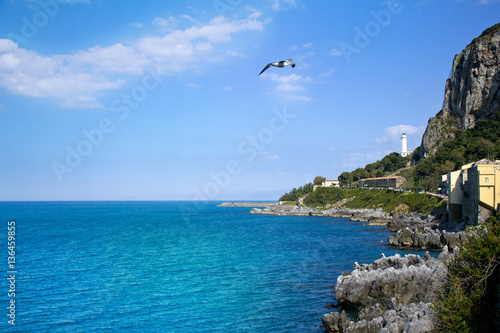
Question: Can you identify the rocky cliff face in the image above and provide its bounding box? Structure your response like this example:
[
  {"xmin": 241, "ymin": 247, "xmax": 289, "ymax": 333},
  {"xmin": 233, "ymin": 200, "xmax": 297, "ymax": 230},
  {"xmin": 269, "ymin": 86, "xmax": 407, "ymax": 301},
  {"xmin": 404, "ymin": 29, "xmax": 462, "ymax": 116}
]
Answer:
[
  {"xmin": 322, "ymin": 251, "xmax": 452, "ymax": 333},
  {"xmin": 422, "ymin": 23, "xmax": 500, "ymax": 155}
]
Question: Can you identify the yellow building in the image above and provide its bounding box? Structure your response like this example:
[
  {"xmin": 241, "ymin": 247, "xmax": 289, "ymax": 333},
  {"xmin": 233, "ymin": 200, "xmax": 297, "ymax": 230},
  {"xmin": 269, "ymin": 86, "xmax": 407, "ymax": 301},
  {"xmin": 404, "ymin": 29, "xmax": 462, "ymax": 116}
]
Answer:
[
  {"xmin": 446, "ymin": 159, "xmax": 500, "ymax": 225},
  {"xmin": 445, "ymin": 169, "xmax": 464, "ymax": 222},
  {"xmin": 476, "ymin": 162, "xmax": 500, "ymax": 211}
]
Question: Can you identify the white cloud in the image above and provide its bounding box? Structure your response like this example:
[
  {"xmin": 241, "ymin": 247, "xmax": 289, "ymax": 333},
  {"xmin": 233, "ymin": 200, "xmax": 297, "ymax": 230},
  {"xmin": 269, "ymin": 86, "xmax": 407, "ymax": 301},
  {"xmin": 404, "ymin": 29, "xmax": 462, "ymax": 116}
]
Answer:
[
  {"xmin": 0, "ymin": 13, "xmax": 266, "ymax": 108},
  {"xmin": 271, "ymin": 0, "xmax": 298, "ymax": 11},
  {"xmin": 72, "ymin": 43, "xmax": 149, "ymax": 75},
  {"xmin": 258, "ymin": 152, "xmax": 280, "ymax": 160},
  {"xmin": 180, "ymin": 14, "xmax": 197, "ymax": 23},
  {"xmin": 329, "ymin": 48, "xmax": 342, "ymax": 56},
  {"xmin": 222, "ymin": 86, "xmax": 232, "ymax": 90},
  {"xmin": 477, "ymin": 0, "xmax": 500, "ymax": 4},
  {"xmin": 263, "ymin": 72, "xmax": 311, "ymax": 84},
  {"xmin": 263, "ymin": 73, "xmax": 311, "ymax": 90},
  {"xmin": 267, "ymin": 154, "xmax": 280, "ymax": 160},
  {"xmin": 187, "ymin": 83, "xmax": 202, "ymax": 88},
  {"xmin": 260, "ymin": 72, "xmax": 312, "ymax": 101},
  {"xmin": 285, "ymin": 95, "xmax": 313, "ymax": 102},
  {"xmin": 130, "ymin": 22, "xmax": 143, "ymax": 28},
  {"xmin": 57, "ymin": 0, "xmax": 90, "ymax": 3},
  {"xmin": 227, "ymin": 50, "xmax": 245, "ymax": 57},
  {"xmin": 277, "ymin": 83, "xmax": 306, "ymax": 91},
  {"xmin": 246, "ymin": 135, "xmax": 257, "ymax": 141},
  {"xmin": 0, "ymin": 41, "xmax": 123, "ymax": 108},
  {"xmin": 152, "ymin": 16, "xmax": 178, "ymax": 31},
  {"xmin": 375, "ymin": 124, "xmax": 425, "ymax": 152},
  {"xmin": 318, "ymin": 69, "xmax": 336, "ymax": 78}
]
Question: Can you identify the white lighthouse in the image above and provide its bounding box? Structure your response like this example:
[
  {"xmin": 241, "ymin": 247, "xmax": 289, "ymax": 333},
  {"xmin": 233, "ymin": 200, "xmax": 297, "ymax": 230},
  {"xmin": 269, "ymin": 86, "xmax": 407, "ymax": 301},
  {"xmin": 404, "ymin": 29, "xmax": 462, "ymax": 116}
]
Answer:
[{"xmin": 401, "ymin": 133, "xmax": 409, "ymax": 157}]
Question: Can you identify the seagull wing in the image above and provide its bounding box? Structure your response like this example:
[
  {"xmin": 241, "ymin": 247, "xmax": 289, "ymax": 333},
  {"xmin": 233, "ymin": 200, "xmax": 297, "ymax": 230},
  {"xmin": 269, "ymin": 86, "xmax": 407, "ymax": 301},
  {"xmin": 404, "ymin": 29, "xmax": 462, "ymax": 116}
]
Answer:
[
  {"xmin": 259, "ymin": 63, "xmax": 272, "ymax": 76},
  {"xmin": 286, "ymin": 59, "xmax": 295, "ymax": 68}
]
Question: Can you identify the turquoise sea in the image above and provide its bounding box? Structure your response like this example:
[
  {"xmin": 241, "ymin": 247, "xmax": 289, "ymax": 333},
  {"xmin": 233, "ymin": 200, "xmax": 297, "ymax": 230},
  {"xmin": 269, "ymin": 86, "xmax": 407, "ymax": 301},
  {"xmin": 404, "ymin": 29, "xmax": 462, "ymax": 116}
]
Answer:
[{"xmin": 0, "ymin": 201, "xmax": 430, "ymax": 332}]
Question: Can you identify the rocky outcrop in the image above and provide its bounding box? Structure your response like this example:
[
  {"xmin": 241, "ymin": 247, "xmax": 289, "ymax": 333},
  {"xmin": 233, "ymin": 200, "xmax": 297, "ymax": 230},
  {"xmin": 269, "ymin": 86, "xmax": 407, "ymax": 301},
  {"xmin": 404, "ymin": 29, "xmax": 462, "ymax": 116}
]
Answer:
[
  {"xmin": 387, "ymin": 227, "xmax": 468, "ymax": 249},
  {"xmin": 334, "ymin": 253, "xmax": 448, "ymax": 309},
  {"xmin": 421, "ymin": 23, "xmax": 500, "ymax": 155},
  {"xmin": 255, "ymin": 205, "xmax": 391, "ymax": 220},
  {"xmin": 387, "ymin": 213, "xmax": 439, "ymax": 232},
  {"xmin": 217, "ymin": 202, "xmax": 279, "ymax": 207},
  {"xmin": 323, "ymin": 301, "xmax": 435, "ymax": 333},
  {"xmin": 323, "ymin": 250, "xmax": 453, "ymax": 333},
  {"xmin": 421, "ymin": 112, "xmax": 456, "ymax": 156},
  {"xmin": 250, "ymin": 204, "xmax": 298, "ymax": 215}
]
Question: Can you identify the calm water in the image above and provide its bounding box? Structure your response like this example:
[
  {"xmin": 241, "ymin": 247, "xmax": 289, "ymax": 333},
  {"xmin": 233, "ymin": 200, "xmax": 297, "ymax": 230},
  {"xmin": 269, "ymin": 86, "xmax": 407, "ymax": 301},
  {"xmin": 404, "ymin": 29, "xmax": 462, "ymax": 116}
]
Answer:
[{"xmin": 0, "ymin": 201, "xmax": 430, "ymax": 332}]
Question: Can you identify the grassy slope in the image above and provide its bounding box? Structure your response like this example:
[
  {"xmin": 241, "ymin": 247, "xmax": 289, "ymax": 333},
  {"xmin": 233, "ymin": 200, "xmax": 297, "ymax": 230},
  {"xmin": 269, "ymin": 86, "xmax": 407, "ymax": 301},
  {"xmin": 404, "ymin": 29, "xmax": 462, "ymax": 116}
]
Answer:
[{"xmin": 303, "ymin": 187, "xmax": 445, "ymax": 215}]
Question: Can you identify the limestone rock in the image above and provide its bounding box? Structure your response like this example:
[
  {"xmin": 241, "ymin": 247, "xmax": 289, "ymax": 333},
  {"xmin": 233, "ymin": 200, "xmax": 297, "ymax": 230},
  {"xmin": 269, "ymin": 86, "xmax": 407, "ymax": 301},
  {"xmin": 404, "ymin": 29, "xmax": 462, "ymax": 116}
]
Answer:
[
  {"xmin": 387, "ymin": 227, "xmax": 469, "ymax": 250},
  {"xmin": 334, "ymin": 253, "xmax": 447, "ymax": 310},
  {"xmin": 323, "ymin": 251, "xmax": 446, "ymax": 333},
  {"xmin": 322, "ymin": 310, "xmax": 352, "ymax": 333},
  {"xmin": 421, "ymin": 24, "xmax": 500, "ymax": 155}
]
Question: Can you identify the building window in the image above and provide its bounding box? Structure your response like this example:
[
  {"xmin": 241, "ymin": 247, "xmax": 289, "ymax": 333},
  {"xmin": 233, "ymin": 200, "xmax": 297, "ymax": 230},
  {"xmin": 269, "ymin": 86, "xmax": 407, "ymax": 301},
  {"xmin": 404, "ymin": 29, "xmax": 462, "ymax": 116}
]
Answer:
[{"xmin": 485, "ymin": 177, "xmax": 489, "ymax": 182}]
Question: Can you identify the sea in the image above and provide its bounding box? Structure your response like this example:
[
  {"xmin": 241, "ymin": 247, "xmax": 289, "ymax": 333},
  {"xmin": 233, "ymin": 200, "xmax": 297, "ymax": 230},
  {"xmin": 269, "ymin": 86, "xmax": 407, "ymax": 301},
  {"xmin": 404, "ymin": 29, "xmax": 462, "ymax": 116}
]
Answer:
[{"xmin": 0, "ymin": 201, "xmax": 433, "ymax": 332}]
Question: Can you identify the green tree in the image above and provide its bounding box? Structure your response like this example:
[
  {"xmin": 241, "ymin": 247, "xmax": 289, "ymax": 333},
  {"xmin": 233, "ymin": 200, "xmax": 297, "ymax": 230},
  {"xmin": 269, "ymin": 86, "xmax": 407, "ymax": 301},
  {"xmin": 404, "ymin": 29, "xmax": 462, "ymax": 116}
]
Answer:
[
  {"xmin": 339, "ymin": 172, "xmax": 351, "ymax": 185},
  {"xmin": 279, "ymin": 182, "xmax": 314, "ymax": 201},
  {"xmin": 313, "ymin": 176, "xmax": 326, "ymax": 185}
]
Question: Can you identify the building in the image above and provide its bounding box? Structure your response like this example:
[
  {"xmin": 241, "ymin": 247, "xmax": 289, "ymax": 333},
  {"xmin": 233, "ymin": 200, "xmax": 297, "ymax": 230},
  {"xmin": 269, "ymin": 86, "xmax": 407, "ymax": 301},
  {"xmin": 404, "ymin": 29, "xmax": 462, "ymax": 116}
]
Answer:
[
  {"xmin": 443, "ymin": 168, "xmax": 465, "ymax": 222},
  {"xmin": 322, "ymin": 179, "xmax": 340, "ymax": 187},
  {"xmin": 401, "ymin": 133, "xmax": 409, "ymax": 157},
  {"xmin": 313, "ymin": 179, "xmax": 340, "ymax": 191},
  {"xmin": 358, "ymin": 176, "xmax": 406, "ymax": 188},
  {"xmin": 445, "ymin": 159, "xmax": 500, "ymax": 225}
]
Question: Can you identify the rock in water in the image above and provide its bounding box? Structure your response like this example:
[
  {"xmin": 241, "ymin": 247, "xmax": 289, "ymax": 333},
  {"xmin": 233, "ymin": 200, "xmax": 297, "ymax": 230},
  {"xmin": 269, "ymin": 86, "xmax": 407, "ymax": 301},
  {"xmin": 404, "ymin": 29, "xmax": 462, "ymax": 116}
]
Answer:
[{"xmin": 323, "ymin": 251, "xmax": 452, "ymax": 332}]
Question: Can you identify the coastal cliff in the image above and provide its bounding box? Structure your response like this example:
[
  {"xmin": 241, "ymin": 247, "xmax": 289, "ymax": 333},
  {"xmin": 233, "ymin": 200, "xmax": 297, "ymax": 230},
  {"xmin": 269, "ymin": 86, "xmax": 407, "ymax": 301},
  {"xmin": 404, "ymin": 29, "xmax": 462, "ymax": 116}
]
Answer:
[
  {"xmin": 323, "ymin": 23, "xmax": 500, "ymax": 332},
  {"xmin": 422, "ymin": 23, "xmax": 500, "ymax": 155}
]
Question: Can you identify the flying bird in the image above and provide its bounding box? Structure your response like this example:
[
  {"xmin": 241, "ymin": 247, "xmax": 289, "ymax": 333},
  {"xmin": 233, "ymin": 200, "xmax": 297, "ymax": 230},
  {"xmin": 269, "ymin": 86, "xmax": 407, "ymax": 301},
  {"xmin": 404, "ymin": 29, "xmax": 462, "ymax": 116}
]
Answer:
[{"xmin": 258, "ymin": 59, "xmax": 295, "ymax": 76}]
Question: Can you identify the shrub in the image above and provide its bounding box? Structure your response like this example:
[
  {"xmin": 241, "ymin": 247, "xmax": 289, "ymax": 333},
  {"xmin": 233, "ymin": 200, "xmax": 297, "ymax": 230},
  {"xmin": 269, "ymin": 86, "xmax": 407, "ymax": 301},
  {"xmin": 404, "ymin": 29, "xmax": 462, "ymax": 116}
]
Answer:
[{"xmin": 434, "ymin": 213, "xmax": 500, "ymax": 332}]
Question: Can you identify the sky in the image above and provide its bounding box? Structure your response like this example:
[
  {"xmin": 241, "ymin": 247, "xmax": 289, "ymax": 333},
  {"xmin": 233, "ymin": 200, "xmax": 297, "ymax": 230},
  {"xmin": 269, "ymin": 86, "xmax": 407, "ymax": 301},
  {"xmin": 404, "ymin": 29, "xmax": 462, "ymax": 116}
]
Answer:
[{"xmin": 0, "ymin": 0, "xmax": 499, "ymax": 201}]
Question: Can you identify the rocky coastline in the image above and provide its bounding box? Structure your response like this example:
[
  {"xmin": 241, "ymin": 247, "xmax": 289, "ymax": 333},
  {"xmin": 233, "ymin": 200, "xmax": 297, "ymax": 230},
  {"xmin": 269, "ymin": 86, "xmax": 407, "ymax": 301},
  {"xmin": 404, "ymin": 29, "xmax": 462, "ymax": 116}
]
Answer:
[
  {"xmin": 250, "ymin": 204, "xmax": 391, "ymax": 223},
  {"xmin": 233, "ymin": 203, "xmax": 467, "ymax": 332},
  {"xmin": 219, "ymin": 23, "xmax": 500, "ymax": 333},
  {"xmin": 217, "ymin": 202, "xmax": 280, "ymax": 207},
  {"xmin": 322, "ymin": 249, "xmax": 455, "ymax": 332}
]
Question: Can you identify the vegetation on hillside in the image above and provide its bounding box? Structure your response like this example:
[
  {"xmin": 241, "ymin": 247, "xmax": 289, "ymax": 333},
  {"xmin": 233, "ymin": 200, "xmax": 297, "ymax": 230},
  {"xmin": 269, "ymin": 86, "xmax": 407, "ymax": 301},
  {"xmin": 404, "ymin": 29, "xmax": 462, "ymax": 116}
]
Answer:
[
  {"xmin": 279, "ymin": 182, "xmax": 314, "ymax": 202},
  {"xmin": 303, "ymin": 187, "xmax": 444, "ymax": 215},
  {"xmin": 334, "ymin": 116, "xmax": 500, "ymax": 191},
  {"xmin": 338, "ymin": 153, "xmax": 409, "ymax": 184},
  {"xmin": 279, "ymin": 175, "xmax": 330, "ymax": 202},
  {"xmin": 414, "ymin": 116, "xmax": 500, "ymax": 189},
  {"xmin": 434, "ymin": 212, "xmax": 500, "ymax": 332},
  {"xmin": 470, "ymin": 22, "xmax": 500, "ymax": 44}
]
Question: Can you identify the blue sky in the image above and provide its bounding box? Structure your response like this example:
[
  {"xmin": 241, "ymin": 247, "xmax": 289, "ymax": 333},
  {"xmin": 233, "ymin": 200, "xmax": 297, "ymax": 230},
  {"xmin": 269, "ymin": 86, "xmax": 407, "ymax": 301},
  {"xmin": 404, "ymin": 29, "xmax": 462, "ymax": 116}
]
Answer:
[{"xmin": 0, "ymin": 0, "xmax": 499, "ymax": 201}]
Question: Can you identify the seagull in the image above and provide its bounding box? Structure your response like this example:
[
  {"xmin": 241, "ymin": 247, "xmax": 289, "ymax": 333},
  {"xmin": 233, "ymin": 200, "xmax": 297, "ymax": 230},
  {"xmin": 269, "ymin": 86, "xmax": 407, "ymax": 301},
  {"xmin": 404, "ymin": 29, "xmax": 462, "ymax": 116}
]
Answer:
[{"xmin": 258, "ymin": 59, "xmax": 295, "ymax": 76}]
